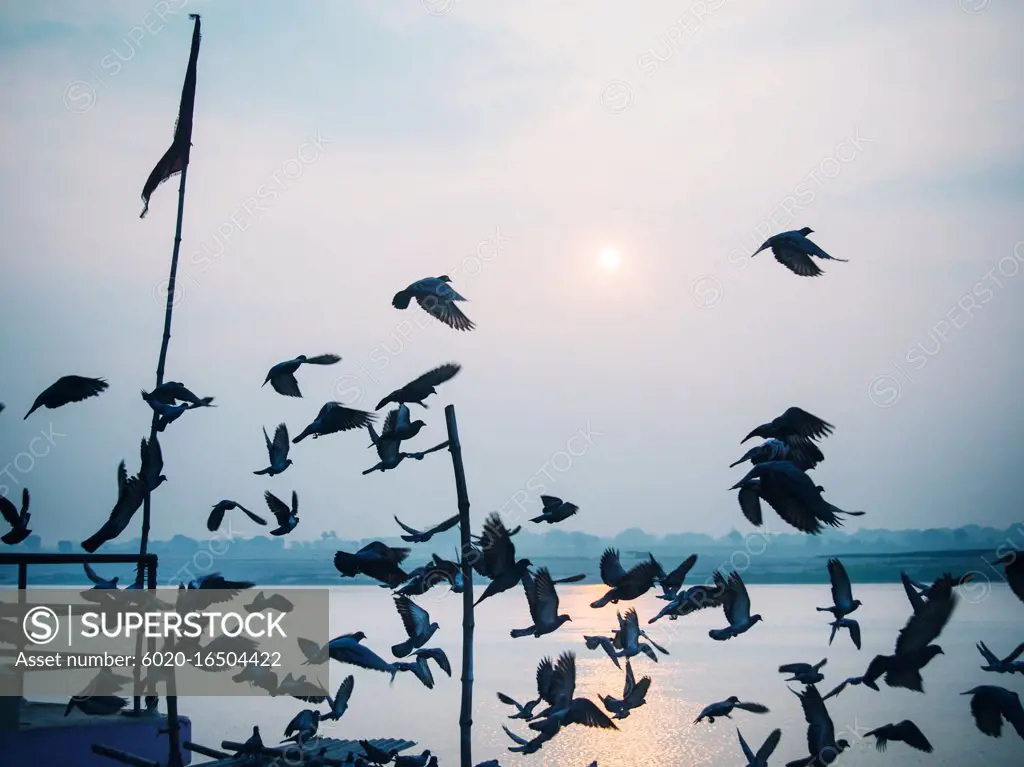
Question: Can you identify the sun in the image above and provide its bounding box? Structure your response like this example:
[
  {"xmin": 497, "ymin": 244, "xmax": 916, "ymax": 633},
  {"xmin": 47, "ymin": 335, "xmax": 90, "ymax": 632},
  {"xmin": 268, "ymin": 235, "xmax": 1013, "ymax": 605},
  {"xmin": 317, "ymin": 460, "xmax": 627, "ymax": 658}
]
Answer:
[{"xmin": 598, "ymin": 247, "xmax": 621, "ymax": 270}]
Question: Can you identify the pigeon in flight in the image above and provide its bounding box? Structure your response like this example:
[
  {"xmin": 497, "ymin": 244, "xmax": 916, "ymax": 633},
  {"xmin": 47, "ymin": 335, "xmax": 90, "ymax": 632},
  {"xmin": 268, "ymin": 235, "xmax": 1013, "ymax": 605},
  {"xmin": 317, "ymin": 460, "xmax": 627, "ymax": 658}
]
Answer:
[
  {"xmin": 709, "ymin": 570, "xmax": 763, "ymax": 640},
  {"xmin": 786, "ymin": 684, "xmax": 849, "ymax": 765},
  {"xmin": 390, "ymin": 596, "xmax": 439, "ymax": 658},
  {"xmin": 25, "ymin": 375, "xmax": 108, "ymax": 419},
  {"xmin": 600, "ymin": 659, "xmax": 650, "ymax": 719},
  {"xmin": 334, "ymin": 542, "xmax": 410, "ymax": 588},
  {"xmin": 0, "ymin": 488, "xmax": 31, "ymax": 545},
  {"xmin": 472, "ymin": 513, "xmax": 533, "ymax": 607},
  {"xmin": 207, "ymin": 500, "xmax": 267, "ymax": 532},
  {"xmin": 736, "ymin": 727, "xmax": 781, "ymax": 766},
  {"xmin": 393, "ymin": 513, "xmax": 459, "ymax": 543},
  {"xmin": 254, "ymin": 423, "xmax": 293, "ymax": 476},
  {"xmin": 694, "ymin": 696, "xmax": 769, "ymax": 724},
  {"xmin": 81, "ymin": 461, "xmax": 147, "ymax": 553},
  {"xmin": 741, "ymin": 407, "xmax": 834, "ymax": 444},
  {"xmin": 293, "ymin": 401, "xmax": 375, "ymax": 442},
  {"xmin": 526, "ymin": 651, "xmax": 618, "ymax": 740},
  {"xmin": 142, "ymin": 381, "xmax": 214, "ymax": 408},
  {"xmin": 962, "ymin": 685, "xmax": 1024, "ymax": 740},
  {"xmin": 243, "ymin": 592, "xmax": 293, "ymax": 613},
  {"xmin": 376, "ymin": 363, "xmax": 461, "ymax": 410},
  {"xmin": 138, "ymin": 436, "xmax": 166, "ymax": 492},
  {"xmin": 530, "ymin": 496, "xmax": 579, "ymax": 525},
  {"xmin": 864, "ymin": 720, "xmax": 933, "ymax": 753},
  {"xmin": 977, "ymin": 640, "xmax": 1024, "ymax": 675},
  {"xmin": 732, "ymin": 460, "xmax": 864, "ymax": 534},
  {"xmin": 861, "ymin": 576, "xmax": 956, "ymax": 692},
  {"xmin": 656, "ymin": 554, "xmax": 698, "ymax": 600},
  {"xmin": 372, "ymin": 404, "xmax": 425, "ymax": 446},
  {"xmin": 816, "ymin": 558, "xmax": 861, "ymax": 619},
  {"xmin": 510, "ymin": 568, "xmax": 573, "ymax": 639},
  {"xmin": 590, "ymin": 548, "xmax": 660, "ymax": 608},
  {"xmin": 263, "ymin": 354, "xmax": 341, "ymax": 397},
  {"xmin": 392, "ymin": 275, "xmax": 474, "ymax": 331},
  {"xmin": 263, "ymin": 490, "xmax": 299, "ymax": 536},
  {"xmin": 828, "ymin": 618, "xmax": 861, "ymax": 650},
  {"xmin": 779, "ymin": 658, "xmax": 827, "ymax": 685},
  {"xmin": 751, "ymin": 227, "xmax": 848, "ymax": 277},
  {"xmin": 282, "ymin": 709, "xmax": 320, "ymax": 745}
]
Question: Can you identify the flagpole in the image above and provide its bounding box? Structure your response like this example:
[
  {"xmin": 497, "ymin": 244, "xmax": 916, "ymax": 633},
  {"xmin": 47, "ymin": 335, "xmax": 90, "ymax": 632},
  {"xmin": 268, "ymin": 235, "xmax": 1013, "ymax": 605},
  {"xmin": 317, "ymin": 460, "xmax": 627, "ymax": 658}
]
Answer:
[{"xmin": 132, "ymin": 17, "xmax": 201, "ymax": 767}]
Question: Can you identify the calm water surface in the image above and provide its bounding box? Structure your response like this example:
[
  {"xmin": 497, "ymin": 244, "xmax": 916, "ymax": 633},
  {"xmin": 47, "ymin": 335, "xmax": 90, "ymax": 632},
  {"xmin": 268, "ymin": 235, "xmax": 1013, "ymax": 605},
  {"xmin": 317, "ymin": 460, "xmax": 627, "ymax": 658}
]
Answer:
[{"xmin": 177, "ymin": 584, "xmax": 1021, "ymax": 766}]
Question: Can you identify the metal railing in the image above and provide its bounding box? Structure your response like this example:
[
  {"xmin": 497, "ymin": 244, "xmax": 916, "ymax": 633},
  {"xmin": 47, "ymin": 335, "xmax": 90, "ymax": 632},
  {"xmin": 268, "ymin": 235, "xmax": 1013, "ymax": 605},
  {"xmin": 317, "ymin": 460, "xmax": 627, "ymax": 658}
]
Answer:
[{"xmin": 0, "ymin": 552, "xmax": 183, "ymax": 767}]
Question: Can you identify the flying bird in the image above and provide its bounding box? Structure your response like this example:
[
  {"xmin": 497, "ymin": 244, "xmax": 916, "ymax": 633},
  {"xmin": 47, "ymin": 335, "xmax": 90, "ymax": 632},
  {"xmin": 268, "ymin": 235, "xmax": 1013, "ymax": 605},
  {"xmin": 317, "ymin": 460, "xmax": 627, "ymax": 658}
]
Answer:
[
  {"xmin": 363, "ymin": 420, "xmax": 407, "ymax": 475},
  {"xmin": 816, "ymin": 558, "xmax": 861, "ymax": 619},
  {"xmin": 861, "ymin": 577, "xmax": 957, "ymax": 692},
  {"xmin": 977, "ymin": 640, "xmax": 1024, "ymax": 675},
  {"xmin": 741, "ymin": 407, "xmax": 834, "ymax": 445},
  {"xmin": 130, "ymin": 441, "xmax": 161, "ymax": 500},
  {"xmin": 656, "ymin": 554, "xmax": 698, "ymax": 600},
  {"xmin": 293, "ymin": 401, "xmax": 375, "ymax": 443},
  {"xmin": 510, "ymin": 568, "xmax": 573, "ymax": 639},
  {"xmin": 0, "ymin": 488, "xmax": 31, "ymax": 545},
  {"xmin": 282, "ymin": 709, "xmax": 320, "ymax": 745},
  {"xmin": 732, "ymin": 460, "xmax": 864, "ymax": 534},
  {"xmin": 142, "ymin": 381, "xmax": 214, "ymax": 407},
  {"xmin": 472, "ymin": 513, "xmax": 532, "ymax": 607},
  {"xmin": 864, "ymin": 720, "xmax": 933, "ymax": 753},
  {"xmin": 779, "ymin": 658, "xmax": 827, "ymax": 685},
  {"xmin": 390, "ymin": 596, "xmax": 439, "ymax": 658},
  {"xmin": 709, "ymin": 571, "xmax": 763, "ymax": 640},
  {"xmin": 263, "ymin": 490, "xmax": 299, "ymax": 536},
  {"xmin": 393, "ymin": 513, "xmax": 459, "ymax": 543},
  {"xmin": 81, "ymin": 462, "xmax": 147, "ymax": 553},
  {"xmin": 737, "ymin": 727, "xmax": 782, "ymax": 767},
  {"xmin": 25, "ymin": 375, "xmax": 108, "ymax": 419},
  {"xmin": 962, "ymin": 685, "xmax": 1024, "ymax": 740},
  {"xmin": 243, "ymin": 592, "xmax": 293, "ymax": 613},
  {"xmin": 254, "ymin": 423, "xmax": 292, "ymax": 476},
  {"xmin": 987, "ymin": 549, "xmax": 1024, "ymax": 604},
  {"xmin": 828, "ymin": 618, "xmax": 861, "ymax": 650},
  {"xmin": 392, "ymin": 275, "xmax": 474, "ymax": 331},
  {"xmin": 334, "ymin": 542, "xmax": 410, "ymax": 588},
  {"xmin": 527, "ymin": 651, "xmax": 618, "ymax": 738},
  {"xmin": 694, "ymin": 696, "xmax": 769, "ymax": 724},
  {"xmin": 376, "ymin": 363, "xmax": 461, "ymax": 410},
  {"xmin": 590, "ymin": 549, "xmax": 660, "ymax": 608},
  {"xmin": 207, "ymin": 500, "xmax": 266, "ymax": 532},
  {"xmin": 600, "ymin": 659, "xmax": 650, "ymax": 720},
  {"xmin": 751, "ymin": 227, "xmax": 847, "ymax": 277},
  {"xmin": 372, "ymin": 404, "xmax": 425, "ymax": 446},
  {"xmin": 786, "ymin": 684, "xmax": 849, "ymax": 766},
  {"xmin": 530, "ymin": 496, "xmax": 579, "ymax": 525},
  {"xmin": 649, "ymin": 578, "xmax": 729, "ymax": 623},
  {"xmin": 263, "ymin": 354, "xmax": 342, "ymax": 397}
]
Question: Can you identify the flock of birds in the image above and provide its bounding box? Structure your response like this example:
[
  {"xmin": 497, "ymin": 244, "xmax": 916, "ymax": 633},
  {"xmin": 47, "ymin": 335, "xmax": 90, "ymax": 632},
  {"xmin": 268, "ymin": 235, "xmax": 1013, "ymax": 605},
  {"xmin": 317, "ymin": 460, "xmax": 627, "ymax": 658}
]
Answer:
[{"xmin": 3, "ymin": 251, "xmax": 1024, "ymax": 765}]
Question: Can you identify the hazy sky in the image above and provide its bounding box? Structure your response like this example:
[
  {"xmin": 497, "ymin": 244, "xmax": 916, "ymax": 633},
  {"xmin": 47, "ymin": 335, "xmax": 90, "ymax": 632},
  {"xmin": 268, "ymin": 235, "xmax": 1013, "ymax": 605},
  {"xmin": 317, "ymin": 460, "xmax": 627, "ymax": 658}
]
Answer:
[{"xmin": 1, "ymin": 0, "xmax": 1022, "ymax": 547}]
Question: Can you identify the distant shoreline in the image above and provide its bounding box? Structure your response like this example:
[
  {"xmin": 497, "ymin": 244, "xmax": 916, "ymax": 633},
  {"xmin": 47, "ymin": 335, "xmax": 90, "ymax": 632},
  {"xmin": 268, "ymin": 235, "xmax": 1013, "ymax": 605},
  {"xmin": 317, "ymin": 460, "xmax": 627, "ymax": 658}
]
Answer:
[{"xmin": 0, "ymin": 548, "xmax": 1009, "ymax": 588}]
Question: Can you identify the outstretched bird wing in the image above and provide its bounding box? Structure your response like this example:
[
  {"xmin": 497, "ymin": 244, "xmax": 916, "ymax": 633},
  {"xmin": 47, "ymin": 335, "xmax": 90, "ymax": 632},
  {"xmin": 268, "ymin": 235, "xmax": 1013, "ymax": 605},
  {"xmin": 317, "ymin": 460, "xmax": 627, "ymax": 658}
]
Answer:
[
  {"xmin": 828, "ymin": 558, "xmax": 854, "ymax": 607},
  {"xmin": 894, "ymin": 579, "xmax": 956, "ymax": 656},
  {"xmin": 599, "ymin": 548, "xmax": 627, "ymax": 587},
  {"xmin": 394, "ymin": 595, "xmax": 431, "ymax": 638}
]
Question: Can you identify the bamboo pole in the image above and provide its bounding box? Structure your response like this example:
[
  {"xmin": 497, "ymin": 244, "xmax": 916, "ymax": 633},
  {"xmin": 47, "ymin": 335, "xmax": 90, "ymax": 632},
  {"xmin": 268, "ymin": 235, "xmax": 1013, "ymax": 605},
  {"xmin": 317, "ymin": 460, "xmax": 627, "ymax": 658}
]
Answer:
[{"xmin": 444, "ymin": 404, "xmax": 474, "ymax": 767}]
